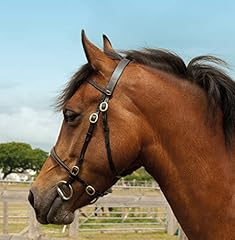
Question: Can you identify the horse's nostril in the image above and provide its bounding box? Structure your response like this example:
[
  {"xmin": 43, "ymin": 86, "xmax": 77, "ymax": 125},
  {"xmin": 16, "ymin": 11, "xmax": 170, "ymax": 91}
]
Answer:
[{"xmin": 28, "ymin": 190, "xmax": 34, "ymax": 208}]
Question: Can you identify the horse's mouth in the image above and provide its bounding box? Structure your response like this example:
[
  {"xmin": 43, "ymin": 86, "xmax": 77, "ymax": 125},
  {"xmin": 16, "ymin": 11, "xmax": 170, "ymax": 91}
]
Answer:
[
  {"xmin": 46, "ymin": 196, "xmax": 75, "ymax": 224},
  {"xmin": 29, "ymin": 187, "xmax": 75, "ymax": 225}
]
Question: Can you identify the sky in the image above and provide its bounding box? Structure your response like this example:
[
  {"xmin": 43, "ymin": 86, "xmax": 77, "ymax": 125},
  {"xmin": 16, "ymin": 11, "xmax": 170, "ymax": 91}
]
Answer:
[{"xmin": 0, "ymin": 0, "xmax": 235, "ymax": 151}]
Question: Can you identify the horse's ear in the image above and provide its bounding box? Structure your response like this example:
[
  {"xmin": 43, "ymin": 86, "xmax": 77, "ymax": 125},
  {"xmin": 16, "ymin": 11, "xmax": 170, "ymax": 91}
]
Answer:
[
  {"xmin": 81, "ymin": 30, "xmax": 115, "ymax": 77},
  {"xmin": 103, "ymin": 34, "xmax": 115, "ymax": 53}
]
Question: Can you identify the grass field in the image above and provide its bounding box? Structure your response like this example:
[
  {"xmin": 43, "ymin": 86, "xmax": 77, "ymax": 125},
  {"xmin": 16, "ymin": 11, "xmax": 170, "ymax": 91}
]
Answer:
[
  {"xmin": 39, "ymin": 224, "xmax": 178, "ymax": 240},
  {"xmin": 79, "ymin": 232, "xmax": 178, "ymax": 240},
  {"xmin": 47, "ymin": 232, "xmax": 178, "ymax": 240}
]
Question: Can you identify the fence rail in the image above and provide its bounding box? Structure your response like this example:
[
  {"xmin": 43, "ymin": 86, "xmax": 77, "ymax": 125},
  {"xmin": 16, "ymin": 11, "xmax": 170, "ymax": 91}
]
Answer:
[
  {"xmin": 0, "ymin": 181, "xmax": 188, "ymax": 239},
  {"xmin": 0, "ymin": 179, "xmax": 159, "ymax": 188}
]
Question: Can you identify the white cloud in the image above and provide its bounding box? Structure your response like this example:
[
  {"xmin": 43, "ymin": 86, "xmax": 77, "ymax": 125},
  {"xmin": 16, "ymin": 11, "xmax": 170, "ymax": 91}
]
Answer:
[{"xmin": 0, "ymin": 107, "xmax": 62, "ymax": 151}]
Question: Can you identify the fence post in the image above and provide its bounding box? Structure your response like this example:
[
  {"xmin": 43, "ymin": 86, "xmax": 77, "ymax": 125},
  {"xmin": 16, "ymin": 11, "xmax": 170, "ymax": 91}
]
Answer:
[
  {"xmin": 69, "ymin": 211, "xmax": 79, "ymax": 239},
  {"xmin": 166, "ymin": 206, "xmax": 178, "ymax": 235},
  {"xmin": 28, "ymin": 206, "xmax": 41, "ymax": 240},
  {"xmin": 179, "ymin": 226, "xmax": 188, "ymax": 240},
  {"xmin": 3, "ymin": 200, "xmax": 8, "ymax": 236}
]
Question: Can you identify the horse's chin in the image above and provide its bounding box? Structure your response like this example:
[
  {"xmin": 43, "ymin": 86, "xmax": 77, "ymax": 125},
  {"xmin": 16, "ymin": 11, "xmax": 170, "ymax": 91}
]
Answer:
[
  {"xmin": 45, "ymin": 197, "xmax": 75, "ymax": 225},
  {"xmin": 35, "ymin": 195, "xmax": 75, "ymax": 225}
]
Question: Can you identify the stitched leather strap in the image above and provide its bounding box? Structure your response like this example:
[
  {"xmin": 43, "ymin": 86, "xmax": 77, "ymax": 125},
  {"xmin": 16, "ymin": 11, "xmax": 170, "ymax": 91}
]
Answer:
[{"xmin": 106, "ymin": 58, "xmax": 130, "ymax": 96}]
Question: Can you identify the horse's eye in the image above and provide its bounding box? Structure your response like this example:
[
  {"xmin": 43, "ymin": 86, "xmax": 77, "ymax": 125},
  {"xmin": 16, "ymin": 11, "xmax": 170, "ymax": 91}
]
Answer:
[{"xmin": 63, "ymin": 110, "xmax": 81, "ymax": 123}]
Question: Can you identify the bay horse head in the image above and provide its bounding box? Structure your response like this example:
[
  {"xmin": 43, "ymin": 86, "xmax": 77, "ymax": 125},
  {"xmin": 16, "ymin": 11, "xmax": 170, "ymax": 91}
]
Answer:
[
  {"xmin": 29, "ymin": 31, "xmax": 144, "ymax": 225},
  {"xmin": 29, "ymin": 31, "xmax": 235, "ymax": 239}
]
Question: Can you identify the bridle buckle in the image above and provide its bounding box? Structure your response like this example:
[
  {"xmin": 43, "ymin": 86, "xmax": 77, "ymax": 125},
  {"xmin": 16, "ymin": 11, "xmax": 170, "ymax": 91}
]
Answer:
[
  {"xmin": 56, "ymin": 180, "xmax": 73, "ymax": 201},
  {"xmin": 89, "ymin": 113, "xmax": 99, "ymax": 124},
  {"xmin": 70, "ymin": 166, "xmax": 79, "ymax": 177},
  {"xmin": 99, "ymin": 101, "xmax": 109, "ymax": 112},
  {"xmin": 86, "ymin": 185, "xmax": 96, "ymax": 196}
]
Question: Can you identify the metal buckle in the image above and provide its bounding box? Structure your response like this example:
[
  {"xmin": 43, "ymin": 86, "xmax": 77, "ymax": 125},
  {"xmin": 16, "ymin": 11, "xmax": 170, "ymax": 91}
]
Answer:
[
  {"xmin": 99, "ymin": 101, "xmax": 109, "ymax": 112},
  {"xmin": 105, "ymin": 89, "xmax": 111, "ymax": 96},
  {"xmin": 70, "ymin": 166, "xmax": 79, "ymax": 177},
  {"xmin": 85, "ymin": 185, "xmax": 96, "ymax": 196},
  {"xmin": 89, "ymin": 113, "xmax": 99, "ymax": 124},
  {"xmin": 56, "ymin": 180, "xmax": 73, "ymax": 201}
]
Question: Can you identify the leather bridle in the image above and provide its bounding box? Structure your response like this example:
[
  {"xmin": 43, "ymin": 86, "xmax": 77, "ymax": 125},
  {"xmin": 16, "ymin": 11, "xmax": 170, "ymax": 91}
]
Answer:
[{"xmin": 50, "ymin": 58, "xmax": 131, "ymax": 202}]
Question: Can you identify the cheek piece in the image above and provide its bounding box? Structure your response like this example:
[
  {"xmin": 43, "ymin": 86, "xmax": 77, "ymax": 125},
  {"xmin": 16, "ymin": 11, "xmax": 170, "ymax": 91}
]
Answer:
[{"xmin": 50, "ymin": 58, "xmax": 131, "ymax": 203}]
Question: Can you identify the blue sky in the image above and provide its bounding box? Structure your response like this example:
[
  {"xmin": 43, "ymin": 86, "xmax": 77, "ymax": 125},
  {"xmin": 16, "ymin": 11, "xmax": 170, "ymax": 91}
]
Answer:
[{"xmin": 0, "ymin": 1, "xmax": 235, "ymax": 151}]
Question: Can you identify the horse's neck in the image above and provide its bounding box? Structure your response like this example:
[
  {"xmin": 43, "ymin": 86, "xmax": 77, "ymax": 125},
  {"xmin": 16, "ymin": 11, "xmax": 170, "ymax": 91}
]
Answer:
[{"xmin": 132, "ymin": 68, "xmax": 235, "ymax": 239}]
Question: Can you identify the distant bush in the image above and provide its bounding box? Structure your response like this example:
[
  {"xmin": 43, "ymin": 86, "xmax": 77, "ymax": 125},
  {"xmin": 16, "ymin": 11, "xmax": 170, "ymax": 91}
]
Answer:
[{"xmin": 123, "ymin": 167, "xmax": 153, "ymax": 181}]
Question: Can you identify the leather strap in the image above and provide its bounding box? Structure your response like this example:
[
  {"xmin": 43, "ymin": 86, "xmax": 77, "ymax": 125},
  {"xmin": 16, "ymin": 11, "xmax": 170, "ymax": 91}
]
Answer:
[
  {"xmin": 76, "ymin": 122, "xmax": 97, "ymax": 167},
  {"xmin": 50, "ymin": 58, "xmax": 131, "ymax": 202},
  {"xmin": 102, "ymin": 111, "xmax": 118, "ymax": 175},
  {"xmin": 51, "ymin": 147, "xmax": 71, "ymax": 173},
  {"xmin": 87, "ymin": 79, "xmax": 108, "ymax": 95},
  {"xmin": 106, "ymin": 58, "xmax": 130, "ymax": 96},
  {"xmin": 87, "ymin": 58, "xmax": 131, "ymax": 96},
  {"xmin": 50, "ymin": 147, "xmax": 106, "ymax": 198}
]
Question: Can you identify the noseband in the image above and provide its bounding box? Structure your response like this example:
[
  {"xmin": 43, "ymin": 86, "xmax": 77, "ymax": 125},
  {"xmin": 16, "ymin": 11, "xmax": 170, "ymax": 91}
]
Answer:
[{"xmin": 50, "ymin": 58, "xmax": 131, "ymax": 202}]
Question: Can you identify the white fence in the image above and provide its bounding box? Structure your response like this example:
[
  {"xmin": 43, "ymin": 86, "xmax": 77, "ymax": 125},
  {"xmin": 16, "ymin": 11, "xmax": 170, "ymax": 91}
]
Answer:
[{"xmin": 0, "ymin": 181, "xmax": 188, "ymax": 239}]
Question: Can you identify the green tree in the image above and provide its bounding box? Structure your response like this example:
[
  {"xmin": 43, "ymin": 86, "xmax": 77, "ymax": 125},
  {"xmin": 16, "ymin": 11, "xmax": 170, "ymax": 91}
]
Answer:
[
  {"xmin": 0, "ymin": 142, "xmax": 48, "ymax": 179},
  {"xmin": 30, "ymin": 148, "xmax": 48, "ymax": 172},
  {"xmin": 123, "ymin": 167, "xmax": 153, "ymax": 181}
]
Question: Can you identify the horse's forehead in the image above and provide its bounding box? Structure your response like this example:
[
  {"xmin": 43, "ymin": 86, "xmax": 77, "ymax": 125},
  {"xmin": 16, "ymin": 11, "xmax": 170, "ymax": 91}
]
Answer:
[
  {"xmin": 65, "ymin": 82, "xmax": 100, "ymax": 108},
  {"xmin": 62, "ymin": 84, "xmax": 86, "ymax": 109}
]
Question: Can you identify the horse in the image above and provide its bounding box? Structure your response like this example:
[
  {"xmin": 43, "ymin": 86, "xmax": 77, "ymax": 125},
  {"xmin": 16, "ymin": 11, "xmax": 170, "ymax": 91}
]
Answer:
[{"xmin": 28, "ymin": 31, "xmax": 235, "ymax": 240}]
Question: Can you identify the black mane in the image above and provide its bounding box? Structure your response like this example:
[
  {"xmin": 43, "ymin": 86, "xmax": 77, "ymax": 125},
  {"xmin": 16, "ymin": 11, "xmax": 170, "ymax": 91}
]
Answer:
[{"xmin": 56, "ymin": 48, "xmax": 235, "ymax": 145}]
